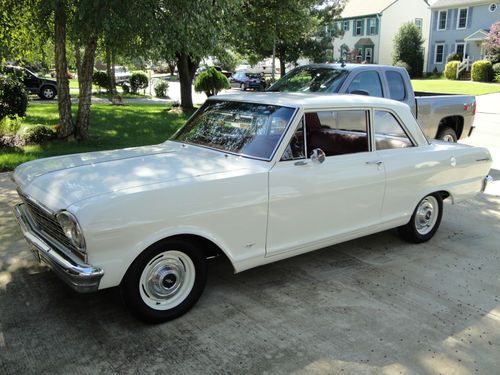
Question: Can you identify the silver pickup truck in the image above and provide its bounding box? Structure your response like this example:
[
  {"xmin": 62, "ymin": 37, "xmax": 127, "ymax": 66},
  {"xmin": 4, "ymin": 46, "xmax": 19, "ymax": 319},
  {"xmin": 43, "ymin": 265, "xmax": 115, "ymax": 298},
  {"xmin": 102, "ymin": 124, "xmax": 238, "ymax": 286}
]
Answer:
[{"xmin": 267, "ymin": 64, "xmax": 476, "ymax": 142}]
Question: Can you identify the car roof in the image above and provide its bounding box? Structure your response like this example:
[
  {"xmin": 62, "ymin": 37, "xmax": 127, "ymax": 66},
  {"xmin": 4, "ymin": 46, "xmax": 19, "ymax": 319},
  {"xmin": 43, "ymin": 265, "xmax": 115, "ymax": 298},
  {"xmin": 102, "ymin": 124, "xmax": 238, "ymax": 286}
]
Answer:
[
  {"xmin": 212, "ymin": 92, "xmax": 409, "ymax": 111},
  {"xmin": 289, "ymin": 63, "xmax": 404, "ymax": 72}
]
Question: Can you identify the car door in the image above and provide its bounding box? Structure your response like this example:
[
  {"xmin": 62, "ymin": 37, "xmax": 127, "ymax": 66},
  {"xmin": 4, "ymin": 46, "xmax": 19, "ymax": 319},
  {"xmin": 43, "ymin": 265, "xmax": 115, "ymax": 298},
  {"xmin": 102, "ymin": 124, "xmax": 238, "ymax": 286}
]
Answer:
[{"xmin": 266, "ymin": 108, "xmax": 386, "ymax": 257}]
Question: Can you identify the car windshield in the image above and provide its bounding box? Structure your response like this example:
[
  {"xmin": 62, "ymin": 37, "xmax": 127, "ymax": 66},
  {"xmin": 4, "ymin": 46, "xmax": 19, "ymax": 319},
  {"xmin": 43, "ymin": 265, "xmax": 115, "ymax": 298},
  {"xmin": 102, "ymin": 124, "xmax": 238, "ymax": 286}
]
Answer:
[
  {"xmin": 172, "ymin": 100, "xmax": 296, "ymax": 160},
  {"xmin": 247, "ymin": 73, "xmax": 260, "ymax": 79},
  {"xmin": 268, "ymin": 66, "xmax": 348, "ymax": 93}
]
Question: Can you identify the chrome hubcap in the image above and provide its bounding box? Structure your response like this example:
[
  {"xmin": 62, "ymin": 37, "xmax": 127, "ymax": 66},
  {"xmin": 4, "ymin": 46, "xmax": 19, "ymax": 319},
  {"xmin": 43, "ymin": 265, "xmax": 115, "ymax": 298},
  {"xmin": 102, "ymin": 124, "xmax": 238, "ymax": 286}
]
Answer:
[
  {"xmin": 44, "ymin": 88, "xmax": 54, "ymax": 98},
  {"xmin": 140, "ymin": 250, "xmax": 195, "ymax": 310},
  {"xmin": 415, "ymin": 196, "xmax": 439, "ymax": 235}
]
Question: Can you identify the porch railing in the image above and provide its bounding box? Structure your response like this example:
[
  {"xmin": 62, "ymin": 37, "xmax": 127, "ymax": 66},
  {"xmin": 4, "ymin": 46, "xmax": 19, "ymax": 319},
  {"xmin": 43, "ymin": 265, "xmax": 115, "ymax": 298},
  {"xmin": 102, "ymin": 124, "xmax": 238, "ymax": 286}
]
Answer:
[{"xmin": 456, "ymin": 57, "xmax": 472, "ymax": 79}]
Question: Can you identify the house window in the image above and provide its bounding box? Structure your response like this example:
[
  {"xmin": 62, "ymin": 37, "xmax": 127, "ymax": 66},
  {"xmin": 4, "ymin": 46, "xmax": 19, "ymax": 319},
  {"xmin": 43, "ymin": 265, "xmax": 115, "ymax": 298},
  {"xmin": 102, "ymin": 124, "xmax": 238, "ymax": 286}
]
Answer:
[
  {"xmin": 489, "ymin": 3, "xmax": 497, "ymax": 12},
  {"xmin": 368, "ymin": 18, "xmax": 377, "ymax": 34},
  {"xmin": 415, "ymin": 18, "xmax": 423, "ymax": 31},
  {"xmin": 355, "ymin": 19, "xmax": 363, "ymax": 35},
  {"xmin": 343, "ymin": 20, "xmax": 350, "ymax": 31},
  {"xmin": 438, "ymin": 10, "xmax": 447, "ymax": 30},
  {"xmin": 455, "ymin": 43, "xmax": 465, "ymax": 59},
  {"xmin": 434, "ymin": 43, "xmax": 445, "ymax": 64},
  {"xmin": 457, "ymin": 8, "xmax": 468, "ymax": 29}
]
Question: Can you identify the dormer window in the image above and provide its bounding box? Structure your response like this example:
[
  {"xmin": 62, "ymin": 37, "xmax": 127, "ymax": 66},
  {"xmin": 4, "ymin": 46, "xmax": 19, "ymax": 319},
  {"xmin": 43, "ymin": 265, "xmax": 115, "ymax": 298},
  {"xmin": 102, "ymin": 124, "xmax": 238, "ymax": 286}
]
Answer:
[
  {"xmin": 438, "ymin": 10, "xmax": 447, "ymax": 30},
  {"xmin": 457, "ymin": 8, "xmax": 468, "ymax": 29}
]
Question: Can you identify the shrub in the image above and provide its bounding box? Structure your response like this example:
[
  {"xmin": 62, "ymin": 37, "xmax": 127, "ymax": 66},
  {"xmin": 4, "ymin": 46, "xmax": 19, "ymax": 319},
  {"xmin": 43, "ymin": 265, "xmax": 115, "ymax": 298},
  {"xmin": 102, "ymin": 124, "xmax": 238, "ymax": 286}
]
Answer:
[
  {"xmin": 471, "ymin": 60, "xmax": 494, "ymax": 82},
  {"xmin": 154, "ymin": 80, "xmax": 169, "ymax": 98},
  {"xmin": 493, "ymin": 62, "xmax": 500, "ymax": 74},
  {"xmin": 444, "ymin": 61, "xmax": 460, "ymax": 80},
  {"xmin": 394, "ymin": 60, "xmax": 410, "ymax": 72},
  {"xmin": 92, "ymin": 71, "xmax": 110, "ymax": 92},
  {"xmin": 194, "ymin": 66, "xmax": 230, "ymax": 97},
  {"xmin": 392, "ymin": 23, "xmax": 425, "ymax": 78},
  {"xmin": 0, "ymin": 74, "xmax": 29, "ymax": 121},
  {"xmin": 130, "ymin": 72, "xmax": 148, "ymax": 94},
  {"xmin": 484, "ymin": 21, "xmax": 500, "ymax": 63},
  {"xmin": 446, "ymin": 53, "xmax": 461, "ymax": 63},
  {"xmin": 19, "ymin": 125, "xmax": 56, "ymax": 144}
]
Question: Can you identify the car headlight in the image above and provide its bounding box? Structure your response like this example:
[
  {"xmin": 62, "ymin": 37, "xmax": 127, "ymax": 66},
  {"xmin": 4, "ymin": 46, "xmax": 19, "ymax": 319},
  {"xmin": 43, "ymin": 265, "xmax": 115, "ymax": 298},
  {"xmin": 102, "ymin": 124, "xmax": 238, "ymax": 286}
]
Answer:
[{"xmin": 56, "ymin": 211, "xmax": 86, "ymax": 251}]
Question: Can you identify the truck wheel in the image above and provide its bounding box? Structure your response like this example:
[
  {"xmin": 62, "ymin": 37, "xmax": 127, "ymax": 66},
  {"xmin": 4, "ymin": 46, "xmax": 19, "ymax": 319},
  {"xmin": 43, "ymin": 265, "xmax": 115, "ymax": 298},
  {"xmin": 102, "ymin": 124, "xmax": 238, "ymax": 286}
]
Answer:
[
  {"xmin": 437, "ymin": 127, "xmax": 457, "ymax": 142},
  {"xmin": 398, "ymin": 194, "xmax": 443, "ymax": 243},
  {"xmin": 121, "ymin": 239, "xmax": 207, "ymax": 323},
  {"xmin": 39, "ymin": 85, "xmax": 57, "ymax": 100}
]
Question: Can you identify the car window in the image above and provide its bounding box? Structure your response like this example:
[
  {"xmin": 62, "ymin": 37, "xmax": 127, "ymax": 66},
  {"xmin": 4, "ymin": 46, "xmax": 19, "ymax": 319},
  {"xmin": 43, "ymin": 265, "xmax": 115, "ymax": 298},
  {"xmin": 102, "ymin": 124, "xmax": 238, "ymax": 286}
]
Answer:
[
  {"xmin": 267, "ymin": 66, "xmax": 348, "ymax": 93},
  {"xmin": 281, "ymin": 117, "xmax": 306, "ymax": 161},
  {"xmin": 374, "ymin": 110, "xmax": 413, "ymax": 150},
  {"xmin": 305, "ymin": 110, "xmax": 369, "ymax": 157},
  {"xmin": 348, "ymin": 71, "xmax": 383, "ymax": 97},
  {"xmin": 385, "ymin": 71, "xmax": 406, "ymax": 101}
]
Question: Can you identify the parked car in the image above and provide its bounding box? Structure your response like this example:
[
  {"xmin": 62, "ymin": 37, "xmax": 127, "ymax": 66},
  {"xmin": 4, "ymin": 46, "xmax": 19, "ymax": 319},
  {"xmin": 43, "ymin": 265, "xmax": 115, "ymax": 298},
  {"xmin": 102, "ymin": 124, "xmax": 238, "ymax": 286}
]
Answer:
[
  {"xmin": 4, "ymin": 66, "xmax": 57, "ymax": 100},
  {"xmin": 229, "ymin": 71, "xmax": 266, "ymax": 91},
  {"xmin": 195, "ymin": 65, "xmax": 232, "ymax": 78},
  {"xmin": 114, "ymin": 65, "xmax": 131, "ymax": 85},
  {"xmin": 268, "ymin": 64, "xmax": 477, "ymax": 142},
  {"xmin": 12, "ymin": 93, "xmax": 492, "ymax": 323}
]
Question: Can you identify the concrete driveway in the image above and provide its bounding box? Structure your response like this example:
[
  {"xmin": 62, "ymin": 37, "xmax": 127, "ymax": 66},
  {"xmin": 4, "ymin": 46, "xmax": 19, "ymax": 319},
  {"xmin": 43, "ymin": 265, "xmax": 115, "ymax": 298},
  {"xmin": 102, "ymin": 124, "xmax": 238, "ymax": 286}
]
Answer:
[{"xmin": 1, "ymin": 95, "xmax": 499, "ymax": 375}]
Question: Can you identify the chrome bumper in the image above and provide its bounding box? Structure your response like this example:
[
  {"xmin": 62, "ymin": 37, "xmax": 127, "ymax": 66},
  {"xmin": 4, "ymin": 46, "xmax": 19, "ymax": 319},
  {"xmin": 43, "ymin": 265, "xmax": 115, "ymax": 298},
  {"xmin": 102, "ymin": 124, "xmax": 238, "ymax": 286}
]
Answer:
[
  {"xmin": 13, "ymin": 203, "xmax": 103, "ymax": 293},
  {"xmin": 481, "ymin": 175, "xmax": 493, "ymax": 193}
]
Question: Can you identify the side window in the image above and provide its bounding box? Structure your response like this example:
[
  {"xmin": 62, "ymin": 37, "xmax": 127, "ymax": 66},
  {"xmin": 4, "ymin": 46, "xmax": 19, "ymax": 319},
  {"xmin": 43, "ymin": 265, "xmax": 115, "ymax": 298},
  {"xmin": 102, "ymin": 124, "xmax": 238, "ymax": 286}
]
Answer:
[
  {"xmin": 374, "ymin": 111, "xmax": 414, "ymax": 150},
  {"xmin": 280, "ymin": 117, "xmax": 305, "ymax": 161},
  {"xmin": 305, "ymin": 110, "xmax": 369, "ymax": 157},
  {"xmin": 385, "ymin": 71, "xmax": 406, "ymax": 101},
  {"xmin": 348, "ymin": 71, "xmax": 383, "ymax": 97}
]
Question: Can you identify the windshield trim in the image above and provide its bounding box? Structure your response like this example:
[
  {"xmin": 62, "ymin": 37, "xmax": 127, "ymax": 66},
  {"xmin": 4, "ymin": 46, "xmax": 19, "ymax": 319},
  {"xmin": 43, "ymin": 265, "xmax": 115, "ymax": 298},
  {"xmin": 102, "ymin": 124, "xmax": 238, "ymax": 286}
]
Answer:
[{"xmin": 171, "ymin": 102, "xmax": 299, "ymax": 162}]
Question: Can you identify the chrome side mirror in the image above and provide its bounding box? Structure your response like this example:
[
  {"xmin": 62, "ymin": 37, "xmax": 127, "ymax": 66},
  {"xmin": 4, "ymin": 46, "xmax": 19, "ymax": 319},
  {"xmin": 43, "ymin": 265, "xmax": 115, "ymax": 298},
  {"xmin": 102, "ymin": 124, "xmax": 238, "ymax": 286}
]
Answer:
[{"xmin": 310, "ymin": 148, "xmax": 326, "ymax": 164}]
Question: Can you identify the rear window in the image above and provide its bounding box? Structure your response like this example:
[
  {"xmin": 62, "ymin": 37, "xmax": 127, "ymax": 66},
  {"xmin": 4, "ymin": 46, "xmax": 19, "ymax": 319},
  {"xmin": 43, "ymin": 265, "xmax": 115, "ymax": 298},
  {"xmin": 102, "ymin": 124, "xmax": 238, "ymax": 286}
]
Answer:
[
  {"xmin": 267, "ymin": 66, "xmax": 348, "ymax": 93},
  {"xmin": 385, "ymin": 71, "xmax": 406, "ymax": 101}
]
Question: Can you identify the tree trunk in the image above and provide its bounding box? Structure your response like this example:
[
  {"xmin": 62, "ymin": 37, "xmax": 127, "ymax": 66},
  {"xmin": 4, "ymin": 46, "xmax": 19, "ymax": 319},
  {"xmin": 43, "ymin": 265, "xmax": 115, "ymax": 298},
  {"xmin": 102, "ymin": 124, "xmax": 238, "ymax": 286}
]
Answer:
[
  {"xmin": 54, "ymin": 0, "xmax": 73, "ymax": 138},
  {"xmin": 280, "ymin": 58, "xmax": 286, "ymax": 78},
  {"xmin": 111, "ymin": 51, "xmax": 116, "ymax": 95},
  {"xmin": 176, "ymin": 52, "xmax": 198, "ymax": 110},
  {"xmin": 105, "ymin": 44, "xmax": 113, "ymax": 94},
  {"xmin": 75, "ymin": 34, "xmax": 98, "ymax": 140}
]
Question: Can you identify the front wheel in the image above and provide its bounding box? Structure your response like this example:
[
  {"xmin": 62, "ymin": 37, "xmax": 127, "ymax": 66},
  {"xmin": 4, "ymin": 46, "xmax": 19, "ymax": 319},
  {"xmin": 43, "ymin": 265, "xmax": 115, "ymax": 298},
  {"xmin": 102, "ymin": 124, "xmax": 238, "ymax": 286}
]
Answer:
[
  {"xmin": 121, "ymin": 239, "xmax": 207, "ymax": 323},
  {"xmin": 39, "ymin": 85, "xmax": 57, "ymax": 100},
  {"xmin": 398, "ymin": 194, "xmax": 443, "ymax": 243}
]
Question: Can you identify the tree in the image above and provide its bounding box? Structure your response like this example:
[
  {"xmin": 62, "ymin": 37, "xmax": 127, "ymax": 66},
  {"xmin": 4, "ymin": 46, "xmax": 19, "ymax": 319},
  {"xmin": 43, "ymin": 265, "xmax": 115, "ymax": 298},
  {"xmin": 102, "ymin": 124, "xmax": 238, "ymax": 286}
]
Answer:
[
  {"xmin": 484, "ymin": 21, "xmax": 500, "ymax": 63},
  {"xmin": 194, "ymin": 67, "xmax": 230, "ymax": 97},
  {"xmin": 392, "ymin": 23, "xmax": 425, "ymax": 78}
]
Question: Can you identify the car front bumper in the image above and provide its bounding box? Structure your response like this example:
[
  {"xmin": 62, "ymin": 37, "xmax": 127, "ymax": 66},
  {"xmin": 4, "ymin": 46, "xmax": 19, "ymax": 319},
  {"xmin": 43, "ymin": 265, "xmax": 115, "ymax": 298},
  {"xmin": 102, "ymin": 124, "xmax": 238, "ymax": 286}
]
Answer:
[{"xmin": 13, "ymin": 203, "xmax": 104, "ymax": 293}]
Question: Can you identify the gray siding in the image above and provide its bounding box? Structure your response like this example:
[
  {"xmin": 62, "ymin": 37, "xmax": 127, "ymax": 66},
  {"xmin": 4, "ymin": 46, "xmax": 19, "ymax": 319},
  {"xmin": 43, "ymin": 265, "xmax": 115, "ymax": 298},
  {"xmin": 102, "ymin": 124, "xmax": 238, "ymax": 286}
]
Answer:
[{"xmin": 427, "ymin": 3, "xmax": 498, "ymax": 72}]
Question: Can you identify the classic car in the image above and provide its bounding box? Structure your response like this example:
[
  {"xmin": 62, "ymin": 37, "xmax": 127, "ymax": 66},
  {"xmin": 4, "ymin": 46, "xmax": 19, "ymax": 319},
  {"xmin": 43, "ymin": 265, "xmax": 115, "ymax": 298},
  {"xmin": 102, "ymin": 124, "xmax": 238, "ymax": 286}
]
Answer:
[{"xmin": 12, "ymin": 93, "xmax": 492, "ymax": 323}]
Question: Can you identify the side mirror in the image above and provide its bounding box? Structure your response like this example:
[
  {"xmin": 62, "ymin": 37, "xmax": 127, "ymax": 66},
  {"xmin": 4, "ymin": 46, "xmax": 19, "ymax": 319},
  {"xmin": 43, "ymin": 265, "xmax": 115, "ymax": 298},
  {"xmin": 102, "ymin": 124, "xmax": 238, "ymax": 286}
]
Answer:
[
  {"xmin": 350, "ymin": 89, "xmax": 370, "ymax": 96},
  {"xmin": 310, "ymin": 148, "xmax": 326, "ymax": 164}
]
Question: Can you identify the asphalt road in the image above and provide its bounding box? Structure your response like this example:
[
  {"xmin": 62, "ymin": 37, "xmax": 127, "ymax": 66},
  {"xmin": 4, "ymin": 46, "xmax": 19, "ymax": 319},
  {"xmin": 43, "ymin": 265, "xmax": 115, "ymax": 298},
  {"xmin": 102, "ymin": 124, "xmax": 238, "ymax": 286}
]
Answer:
[{"xmin": 0, "ymin": 94, "xmax": 499, "ymax": 375}]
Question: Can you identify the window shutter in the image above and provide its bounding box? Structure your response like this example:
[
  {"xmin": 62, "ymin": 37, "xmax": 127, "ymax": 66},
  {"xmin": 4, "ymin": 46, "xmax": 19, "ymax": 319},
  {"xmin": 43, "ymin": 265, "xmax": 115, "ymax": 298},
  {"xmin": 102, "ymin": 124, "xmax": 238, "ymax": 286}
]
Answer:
[
  {"xmin": 361, "ymin": 19, "xmax": 365, "ymax": 35},
  {"xmin": 447, "ymin": 9, "xmax": 452, "ymax": 30},
  {"xmin": 347, "ymin": 20, "xmax": 350, "ymax": 31},
  {"xmin": 433, "ymin": 11, "xmax": 438, "ymax": 30},
  {"xmin": 375, "ymin": 18, "xmax": 379, "ymax": 35},
  {"xmin": 353, "ymin": 20, "xmax": 357, "ymax": 36},
  {"xmin": 430, "ymin": 44, "xmax": 435, "ymax": 63}
]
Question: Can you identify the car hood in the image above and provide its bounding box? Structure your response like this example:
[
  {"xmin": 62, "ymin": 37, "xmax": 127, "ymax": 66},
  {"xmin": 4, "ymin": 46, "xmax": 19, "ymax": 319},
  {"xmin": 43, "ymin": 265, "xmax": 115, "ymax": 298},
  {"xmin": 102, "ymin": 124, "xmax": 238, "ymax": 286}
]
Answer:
[
  {"xmin": 14, "ymin": 142, "xmax": 263, "ymax": 211},
  {"xmin": 41, "ymin": 78, "xmax": 57, "ymax": 85}
]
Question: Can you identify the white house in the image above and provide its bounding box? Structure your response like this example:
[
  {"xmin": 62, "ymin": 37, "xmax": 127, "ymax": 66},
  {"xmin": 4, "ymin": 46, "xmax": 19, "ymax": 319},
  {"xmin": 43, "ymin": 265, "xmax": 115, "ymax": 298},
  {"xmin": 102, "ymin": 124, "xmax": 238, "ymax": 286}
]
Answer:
[{"xmin": 332, "ymin": 0, "xmax": 431, "ymax": 70}]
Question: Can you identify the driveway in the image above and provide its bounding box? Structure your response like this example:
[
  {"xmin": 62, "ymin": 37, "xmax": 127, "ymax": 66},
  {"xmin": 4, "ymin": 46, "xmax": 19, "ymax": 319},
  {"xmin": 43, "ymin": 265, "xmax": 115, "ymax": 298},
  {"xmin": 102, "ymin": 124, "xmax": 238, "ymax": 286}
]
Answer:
[{"xmin": 0, "ymin": 94, "xmax": 499, "ymax": 375}]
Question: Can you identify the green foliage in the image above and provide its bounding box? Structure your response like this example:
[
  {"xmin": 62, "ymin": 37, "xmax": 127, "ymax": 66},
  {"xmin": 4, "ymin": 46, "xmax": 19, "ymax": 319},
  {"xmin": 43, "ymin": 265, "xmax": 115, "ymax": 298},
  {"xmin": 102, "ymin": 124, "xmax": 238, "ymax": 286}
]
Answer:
[
  {"xmin": 130, "ymin": 72, "xmax": 148, "ymax": 93},
  {"xmin": 92, "ymin": 71, "xmax": 110, "ymax": 91},
  {"xmin": 214, "ymin": 50, "xmax": 241, "ymax": 72},
  {"xmin": 0, "ymin": 74, "xmax": 29, "ymax": 121},
  {"xmin": 471, "ymin": 60, "xmax": 494, "ymax": 82},
  {"xmin": 194, "ymin": 67, "xmax": 230, "ymax": 97},
  {"xmin": 392, "ymin": 23, "xmax": 425, "ymax": 78},
  {"xmin": 394, "ymin": 60, "xmax": 410, "ymax": 71},
  {"xmin": 446, "ymin": 53, "xmax": 461, "ymax": 63},
  {"xmin": 484, "ymin": 21, "xmax": 500, "ymax": 63},
  {"xmin": 19, "ymin": 124, "xmax": 56, "ymax": 144},
  {"xmin": 154, "ymin": 80, "xmax": 169, "ymax": 98},
  {"xmin": 444, "ymin": 61, "xmax": 459, "ymax": 80},
  {"xmin": 494, "ymin": 63, "xmax": 500, "ymax": 82}
]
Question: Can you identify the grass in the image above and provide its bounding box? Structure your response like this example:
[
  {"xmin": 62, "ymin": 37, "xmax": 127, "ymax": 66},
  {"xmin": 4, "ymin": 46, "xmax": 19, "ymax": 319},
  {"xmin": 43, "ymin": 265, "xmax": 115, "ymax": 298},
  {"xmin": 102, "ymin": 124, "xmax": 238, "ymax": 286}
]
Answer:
[
  {"xmin": 0, "ymin": 103, "xmax": 189, "ymax": 171},
  {"xmin": 411, "ymin": 78, "xmax": 500, "ymax": 95}
]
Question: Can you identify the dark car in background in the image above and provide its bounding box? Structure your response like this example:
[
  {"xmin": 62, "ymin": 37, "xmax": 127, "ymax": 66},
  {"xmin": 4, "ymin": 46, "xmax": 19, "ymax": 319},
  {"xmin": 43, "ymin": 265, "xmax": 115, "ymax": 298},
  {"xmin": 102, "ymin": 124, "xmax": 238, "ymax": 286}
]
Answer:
[
  {"xmin": 5, "ymin": 66, "xmax": 57, "ymax": 100},
  {"xmin": 229, "ymin": 71, "xmax": 265, "ymax": 91}
]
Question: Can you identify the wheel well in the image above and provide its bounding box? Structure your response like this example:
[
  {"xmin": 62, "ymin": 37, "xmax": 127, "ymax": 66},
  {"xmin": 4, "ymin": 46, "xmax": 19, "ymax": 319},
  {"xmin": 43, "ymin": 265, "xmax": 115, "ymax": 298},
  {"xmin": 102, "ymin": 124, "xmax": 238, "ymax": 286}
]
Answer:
[
  {"xmin": 435, "ymin": 190, "xmax": 451, "ymax": 202},
  {"xmin": 438, "ymin": 116, "xmax": 464, "ymax": 139},
  {"xmin": 164, "ymin": 234, "xmax": 234, "ymax": 268}
]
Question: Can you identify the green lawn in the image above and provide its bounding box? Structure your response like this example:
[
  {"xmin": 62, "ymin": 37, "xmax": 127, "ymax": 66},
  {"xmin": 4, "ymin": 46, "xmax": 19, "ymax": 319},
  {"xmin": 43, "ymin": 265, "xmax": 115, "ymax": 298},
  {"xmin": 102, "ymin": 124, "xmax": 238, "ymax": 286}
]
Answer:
[
  {"xmin": 411, "ymin": 79, "xmax": 500, "ymax": 95},
  {"xmin": 0, "ymin": 103, "xmax": 189, "ymax": 171}
]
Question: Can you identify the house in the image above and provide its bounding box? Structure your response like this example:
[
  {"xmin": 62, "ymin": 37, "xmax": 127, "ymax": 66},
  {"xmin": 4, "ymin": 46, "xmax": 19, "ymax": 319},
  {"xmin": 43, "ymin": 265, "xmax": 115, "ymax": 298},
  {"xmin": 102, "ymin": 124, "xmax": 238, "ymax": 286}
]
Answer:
[
  {"xmin": 331, "ymin": 0, "xmax": 431, "ymax": 69},
  {"xmin": 427, "ymin": 0, "xmax": 499, "ymax": 72}
]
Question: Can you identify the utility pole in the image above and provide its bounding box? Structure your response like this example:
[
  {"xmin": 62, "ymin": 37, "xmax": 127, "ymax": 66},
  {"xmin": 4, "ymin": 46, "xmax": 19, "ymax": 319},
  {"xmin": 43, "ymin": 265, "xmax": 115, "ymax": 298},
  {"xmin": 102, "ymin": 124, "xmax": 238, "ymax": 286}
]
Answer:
[{"xmin": 271, "ymin": 36, "xmax": 276, "ymax": 82}]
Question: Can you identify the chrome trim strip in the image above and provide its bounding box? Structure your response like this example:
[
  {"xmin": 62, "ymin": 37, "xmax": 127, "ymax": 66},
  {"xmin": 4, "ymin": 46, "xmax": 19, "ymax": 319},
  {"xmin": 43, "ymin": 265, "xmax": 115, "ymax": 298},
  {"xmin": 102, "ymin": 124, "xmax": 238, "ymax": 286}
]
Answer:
[{"xmin": 13, "ymin": 203, "xmax": 103, "ymax": 293}]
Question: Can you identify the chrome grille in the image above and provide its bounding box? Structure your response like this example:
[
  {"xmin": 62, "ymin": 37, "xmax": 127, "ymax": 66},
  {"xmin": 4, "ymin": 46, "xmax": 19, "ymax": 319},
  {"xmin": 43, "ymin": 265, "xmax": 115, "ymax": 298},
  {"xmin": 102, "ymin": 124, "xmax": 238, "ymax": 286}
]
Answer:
[{"xmin": 21, "ymin": 196, "xmax": 79, "ymax": 254}]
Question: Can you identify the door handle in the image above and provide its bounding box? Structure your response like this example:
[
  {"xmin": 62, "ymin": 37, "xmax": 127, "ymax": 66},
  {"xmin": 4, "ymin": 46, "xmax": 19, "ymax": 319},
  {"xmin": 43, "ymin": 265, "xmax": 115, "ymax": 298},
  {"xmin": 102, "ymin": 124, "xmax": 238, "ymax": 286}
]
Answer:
[
  {"xmin": 366, "ymin": 160, "xmax": 383, "ymax": 166},
  {"xmin": 294, "ymin": 160, "xmax": 308, "ymax": 166}
]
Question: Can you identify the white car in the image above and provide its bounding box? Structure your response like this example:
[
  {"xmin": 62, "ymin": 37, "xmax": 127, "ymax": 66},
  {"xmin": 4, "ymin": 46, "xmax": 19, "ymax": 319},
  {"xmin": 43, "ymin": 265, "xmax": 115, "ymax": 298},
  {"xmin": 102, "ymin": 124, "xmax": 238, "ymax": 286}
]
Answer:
[{"xmin": 12, "ymin": 93, "xmax": 492, "ymax": 322}]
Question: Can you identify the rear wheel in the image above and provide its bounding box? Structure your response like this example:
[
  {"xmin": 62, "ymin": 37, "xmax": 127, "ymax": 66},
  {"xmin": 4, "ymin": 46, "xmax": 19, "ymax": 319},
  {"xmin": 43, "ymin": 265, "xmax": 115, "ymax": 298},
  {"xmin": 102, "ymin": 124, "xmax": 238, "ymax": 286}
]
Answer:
[
  {"xmin": 39, "ymin": 85, "xmax": 56, "ymax": 100},
  {"xmin": 437, "ymin": 126, "xmax": 457, "ymax": 142},
  {"xmin": 398, "ymin": 194, "xmax": 443, "ymax": 243},
  {"xmin": 121, "ymin": 239, "xmax": 207, "ymax": 323}
]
